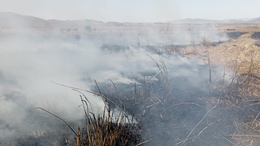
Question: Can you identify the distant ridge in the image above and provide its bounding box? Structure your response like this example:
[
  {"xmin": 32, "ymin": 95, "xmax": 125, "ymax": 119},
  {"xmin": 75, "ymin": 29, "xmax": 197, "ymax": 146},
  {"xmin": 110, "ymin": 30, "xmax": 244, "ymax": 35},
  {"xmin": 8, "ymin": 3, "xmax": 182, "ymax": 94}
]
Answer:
[
  {"xmin": 0, "ymin": 12, "xmax": 49, "ymax": 28},
  {"xmin": 0, "ymin": 12, "xmax": 259, "ymax": 29},
  {"xmin": 171, "ymin": 18, "xmax": 260, "ymax": 24},
  {"xmin": 0, "ymin": 12, "xmax": 105, "ymax": 29}
]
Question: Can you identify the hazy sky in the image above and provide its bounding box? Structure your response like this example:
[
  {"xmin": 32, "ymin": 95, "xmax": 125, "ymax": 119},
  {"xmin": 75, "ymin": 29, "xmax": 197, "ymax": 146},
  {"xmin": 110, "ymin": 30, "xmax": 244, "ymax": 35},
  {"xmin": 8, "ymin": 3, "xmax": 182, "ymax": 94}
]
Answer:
[{"xmin": 0, "ymin": 0, "xmax": 259, "ymax": 22}]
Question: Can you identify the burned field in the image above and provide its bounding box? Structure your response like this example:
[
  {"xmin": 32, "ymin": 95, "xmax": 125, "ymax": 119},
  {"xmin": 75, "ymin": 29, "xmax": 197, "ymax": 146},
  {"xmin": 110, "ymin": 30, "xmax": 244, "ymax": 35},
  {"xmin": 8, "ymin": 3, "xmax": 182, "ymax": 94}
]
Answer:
[
  {"xmin": 93, "ymin": 42, "xmax": 260, "ymax": 145},
  {"xmin": 1, "ymin": 21, "xmax": 260, "ymax": 146}
]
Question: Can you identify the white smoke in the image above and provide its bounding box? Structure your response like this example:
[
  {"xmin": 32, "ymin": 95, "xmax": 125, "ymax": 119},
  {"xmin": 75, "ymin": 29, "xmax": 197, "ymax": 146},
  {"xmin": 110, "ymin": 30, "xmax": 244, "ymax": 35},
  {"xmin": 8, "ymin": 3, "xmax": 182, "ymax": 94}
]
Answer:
[{"xmin": 0, "ymin": 20, "xmax": 229, "ymax": 145}]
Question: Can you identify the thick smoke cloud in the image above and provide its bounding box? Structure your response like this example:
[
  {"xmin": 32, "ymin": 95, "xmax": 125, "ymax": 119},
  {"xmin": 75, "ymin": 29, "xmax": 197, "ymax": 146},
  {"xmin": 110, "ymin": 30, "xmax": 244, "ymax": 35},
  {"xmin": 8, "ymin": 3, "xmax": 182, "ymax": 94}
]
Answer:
[{"xmin": 0, "ymin": 22, "xmax": 229, "ymax": 145}]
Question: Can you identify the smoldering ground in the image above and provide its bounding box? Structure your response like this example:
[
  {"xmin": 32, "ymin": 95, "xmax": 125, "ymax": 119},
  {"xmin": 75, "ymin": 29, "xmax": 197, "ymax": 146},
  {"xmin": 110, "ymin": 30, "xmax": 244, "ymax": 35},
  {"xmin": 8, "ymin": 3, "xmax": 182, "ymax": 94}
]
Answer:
[{"xmin": 0, "ymin": 25, "xmax": 235, "ymax": 146}]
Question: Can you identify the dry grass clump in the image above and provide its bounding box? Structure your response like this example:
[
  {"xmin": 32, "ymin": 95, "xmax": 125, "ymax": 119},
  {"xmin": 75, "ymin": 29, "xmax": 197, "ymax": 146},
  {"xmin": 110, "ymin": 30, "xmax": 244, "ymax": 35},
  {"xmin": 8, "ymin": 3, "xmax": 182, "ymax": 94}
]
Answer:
[
  {"xmin": 73, "ymin": 95, "xmax": 141, "ymax": 146},
  {"xmin": 73, "ymin": 113, "xmax": 140, "ymax": 146},
  {"xmin": 37, "ymin": 81, "xmax": 142, "ymax": 146}
]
